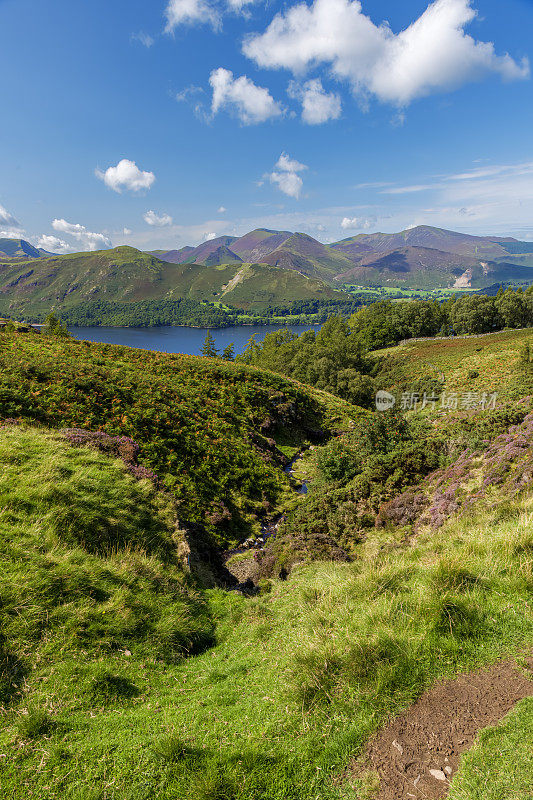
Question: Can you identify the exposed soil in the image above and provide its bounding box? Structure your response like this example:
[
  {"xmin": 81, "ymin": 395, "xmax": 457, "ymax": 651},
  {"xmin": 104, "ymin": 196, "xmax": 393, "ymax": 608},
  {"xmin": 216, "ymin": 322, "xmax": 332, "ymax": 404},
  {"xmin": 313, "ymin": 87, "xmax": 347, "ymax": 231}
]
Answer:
[{"xmin": 349, "ymin": 659, "xmax": 532, "ymax": 799}]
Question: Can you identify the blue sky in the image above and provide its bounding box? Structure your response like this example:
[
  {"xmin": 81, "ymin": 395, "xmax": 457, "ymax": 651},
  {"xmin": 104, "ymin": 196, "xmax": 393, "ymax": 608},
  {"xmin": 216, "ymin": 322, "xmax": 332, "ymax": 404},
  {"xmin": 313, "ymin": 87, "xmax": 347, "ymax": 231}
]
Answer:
[{"xmin": 1, "ymin": 0, "xmax": 533, "ymax": 252}]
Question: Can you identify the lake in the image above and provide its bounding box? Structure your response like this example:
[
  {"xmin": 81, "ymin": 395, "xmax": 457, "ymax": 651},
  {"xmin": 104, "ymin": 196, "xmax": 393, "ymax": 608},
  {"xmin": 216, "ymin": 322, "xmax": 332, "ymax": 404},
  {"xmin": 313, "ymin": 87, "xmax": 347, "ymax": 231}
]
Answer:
[{"xmin": 68, "ymin": 323, "xmax": 322, "ymax": 356}]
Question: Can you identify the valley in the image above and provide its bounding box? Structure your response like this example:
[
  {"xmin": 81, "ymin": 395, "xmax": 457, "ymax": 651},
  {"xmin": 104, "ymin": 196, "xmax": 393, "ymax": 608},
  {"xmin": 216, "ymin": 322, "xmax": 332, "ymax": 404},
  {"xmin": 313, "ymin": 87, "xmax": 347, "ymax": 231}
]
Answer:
[{"xmin": 0, "ymin": 313, "xmax": 531, "ymax": 800}]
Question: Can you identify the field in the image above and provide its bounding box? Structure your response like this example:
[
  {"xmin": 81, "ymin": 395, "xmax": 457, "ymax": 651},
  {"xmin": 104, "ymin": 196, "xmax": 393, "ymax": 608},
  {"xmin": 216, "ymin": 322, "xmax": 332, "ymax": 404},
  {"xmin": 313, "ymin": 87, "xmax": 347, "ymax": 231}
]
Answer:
[{"xmin": 375, "ymin": 327, "xmax": 533, "ymax": 400}]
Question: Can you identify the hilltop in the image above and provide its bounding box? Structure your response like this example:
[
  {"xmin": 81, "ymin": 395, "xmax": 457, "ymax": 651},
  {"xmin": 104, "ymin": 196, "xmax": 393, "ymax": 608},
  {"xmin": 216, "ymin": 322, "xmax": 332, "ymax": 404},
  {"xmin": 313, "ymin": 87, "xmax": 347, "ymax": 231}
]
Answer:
[{"xmin": 0, "ymin": 244, "xmax": 347, "ymax": 321}]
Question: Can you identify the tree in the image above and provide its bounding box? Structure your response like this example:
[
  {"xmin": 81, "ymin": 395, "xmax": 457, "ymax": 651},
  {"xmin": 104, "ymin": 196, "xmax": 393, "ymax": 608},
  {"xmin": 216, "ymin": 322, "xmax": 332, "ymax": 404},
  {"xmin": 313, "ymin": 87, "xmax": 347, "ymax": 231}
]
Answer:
[
  {"xmin": 200, "ymin": 331, "xmax": 219, "ymax": 358},
  {"xmin": 222, "ymin": 343, "xmax": 235, "ymax": 361},
  {"xmin": 42, "ymin": 313, "xmax": 70, "ymax": 337}
]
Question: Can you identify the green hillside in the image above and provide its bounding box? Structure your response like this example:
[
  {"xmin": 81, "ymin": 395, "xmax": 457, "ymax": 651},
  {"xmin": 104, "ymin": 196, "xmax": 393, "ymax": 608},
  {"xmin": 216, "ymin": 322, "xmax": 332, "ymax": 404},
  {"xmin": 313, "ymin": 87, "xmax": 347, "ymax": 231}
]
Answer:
[
  {"xmin": 0, "ymin": 246, "xmax": 346, "ymax": 320},
  {"xmin": 0, "ymin": 330, "xmax": 357, "ymax": 544},
  {"xmin": 0, "ymin": 414, "xmax": 531, "ymax": 799}
]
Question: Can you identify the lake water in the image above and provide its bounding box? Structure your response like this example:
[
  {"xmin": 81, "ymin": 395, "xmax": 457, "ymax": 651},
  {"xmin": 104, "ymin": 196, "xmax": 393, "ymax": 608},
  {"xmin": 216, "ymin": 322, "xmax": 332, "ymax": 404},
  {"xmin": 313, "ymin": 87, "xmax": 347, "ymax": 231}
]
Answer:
[{"xmin": 69, "ymin": 323, "xmax": 322, "ymax": 356}]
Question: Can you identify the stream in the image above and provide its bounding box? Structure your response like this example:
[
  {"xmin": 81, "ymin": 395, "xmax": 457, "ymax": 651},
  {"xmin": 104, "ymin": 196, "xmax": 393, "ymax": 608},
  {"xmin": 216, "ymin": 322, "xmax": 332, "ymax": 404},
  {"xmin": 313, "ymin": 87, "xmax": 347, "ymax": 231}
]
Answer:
[{"xmin": 224, "ymin": 451, "xmax": 309, "ymax": 562}]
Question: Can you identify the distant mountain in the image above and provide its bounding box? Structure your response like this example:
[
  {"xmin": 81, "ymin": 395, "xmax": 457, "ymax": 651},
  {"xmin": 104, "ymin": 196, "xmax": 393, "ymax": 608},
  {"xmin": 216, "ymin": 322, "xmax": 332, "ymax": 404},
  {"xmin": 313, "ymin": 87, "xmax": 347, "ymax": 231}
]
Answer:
[
  {"xmin": 204, "ymin": 246, "xmax": 242, "ymax": 266},
  {"xmin": 228, "ymin": 229, "xmax": 293, "ymax": 261},
  {"xmin": 150, "ymin": 236, "xmax": 238, "ymax": 264},
  {"xmin": 330, "ymin": 225, "xmax": 533, "ymax": 261},
  {"xmin": 0, "ymin": 238, "xmax": 42, "ymax": 259},
  {"xmin": 150, "ymin": 246, "xmax": 195, "ymax": 263},
  {"xmin": 333, "ymin": 245, "xmax": 533, "ymax": 289},
  {"xmin": 260, "ymin": 233, "xmax": 355, "ymax": 280},
  {"xmin": 0, "ymin": 245, "xmax": 345, "ymax": 318}
]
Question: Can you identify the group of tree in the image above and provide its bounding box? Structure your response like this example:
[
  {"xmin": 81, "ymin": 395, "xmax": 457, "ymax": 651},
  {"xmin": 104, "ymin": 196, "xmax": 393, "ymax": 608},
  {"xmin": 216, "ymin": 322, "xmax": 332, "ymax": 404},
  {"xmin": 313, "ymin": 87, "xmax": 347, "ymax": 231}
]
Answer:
[
  {"xmin": 200, "ymin": 331, "xmax": 235, "ymax": 361},
  {"xmin": 238, "ymin": 286, "xmax": 533, "ymax": 407},
  {"xmin": 46, "ymin": 297, "xmax": 363, "ymax": 329}
]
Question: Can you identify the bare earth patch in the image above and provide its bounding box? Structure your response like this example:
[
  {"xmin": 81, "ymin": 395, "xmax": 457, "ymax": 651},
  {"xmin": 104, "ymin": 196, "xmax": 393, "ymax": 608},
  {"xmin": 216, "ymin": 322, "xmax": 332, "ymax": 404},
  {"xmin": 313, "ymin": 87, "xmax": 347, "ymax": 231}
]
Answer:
[{"xmin": 349, "ymin": 660, "xmax": 532, "ymax": 799}]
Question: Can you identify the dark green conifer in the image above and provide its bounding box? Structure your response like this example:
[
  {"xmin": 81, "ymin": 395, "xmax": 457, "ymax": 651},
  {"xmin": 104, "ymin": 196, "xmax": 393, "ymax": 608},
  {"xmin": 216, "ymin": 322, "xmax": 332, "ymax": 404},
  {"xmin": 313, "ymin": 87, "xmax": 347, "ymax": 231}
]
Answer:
[{"xmin": 201, "ymin": 331, "xmax": 219, "ymax": 357}]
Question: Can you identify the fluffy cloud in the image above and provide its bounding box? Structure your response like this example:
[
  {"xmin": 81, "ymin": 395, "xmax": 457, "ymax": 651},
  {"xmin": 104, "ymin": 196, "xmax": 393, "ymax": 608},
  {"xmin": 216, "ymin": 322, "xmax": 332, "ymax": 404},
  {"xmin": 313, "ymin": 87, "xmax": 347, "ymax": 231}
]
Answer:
[
  {"xmin": 123, "ymin": 227, "xmax": 132, "ymax": 235},
  {"xmin": 96, "ymin": 159, "xmax": 155, "ymax": 193},
  {"xmin": 203, "ymin": 232, "xmax": 217, "ymax": 241},
  {"xmin": 340, "ymin": 215, "xmax": 376, "ymax": 230},
  {"xmin": 52, "ymin": 219, "xmax": 112, "ymax": 251},
  {"xmin": 144, "ymin": 210, "xmax": 173, "ymax": 227},
  {"xmin": 268, "ymin": 152, "xmax": 307, "ymax": 199},
  {"xmin": 209, "ymin": 68, "xmax": 283, "ymax": 124},
  {"xmin": 244, "ymin": 0, "xmax": 529, "ymax": 106},
  {"xmin": 37, "ymin": 235, "xmax": 74, "ymax": 254},
  {"xmin": 217, "ymin": 206, "xmax": 227, "ymax": 213},
  {"xmin": 288, "ymin": 78, "xmax": 341, "ymax": 123},
  {"xmin": 0, "ymin": 205, "xmax": 22, "ymax": 230},
  {"xmin": 164, "ymin": 0, "xmax": 220, "ymax": 31}
]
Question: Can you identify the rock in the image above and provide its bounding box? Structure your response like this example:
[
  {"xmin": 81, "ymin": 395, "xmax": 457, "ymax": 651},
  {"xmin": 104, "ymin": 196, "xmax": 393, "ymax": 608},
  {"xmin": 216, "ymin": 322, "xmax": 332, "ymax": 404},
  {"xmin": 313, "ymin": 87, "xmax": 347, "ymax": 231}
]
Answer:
[
  {"xmin": 444, "ymin": 766, "xmax": 452, "ymax": 775},
  {"xmin": 429, "ymin": 769, "xmax": 447, "ymax": 781},
  {"xmin": 392, "ymin": 739, "xmax": 404, "ymax": 755}
]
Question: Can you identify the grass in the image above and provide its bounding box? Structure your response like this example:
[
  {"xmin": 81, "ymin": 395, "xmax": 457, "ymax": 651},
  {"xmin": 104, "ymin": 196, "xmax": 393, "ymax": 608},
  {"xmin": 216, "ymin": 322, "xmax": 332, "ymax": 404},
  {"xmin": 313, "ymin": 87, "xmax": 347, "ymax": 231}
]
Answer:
[
  {"xmin": 0, "ymin": 425, "xmax": 214, "ymax": 705},
  {"xmin": 1, "ymin": 432, "xmax": 531, "ymax": 798},
  {"xmin": 375, "ymin": 326, "xmax": 533, "ymax": 401},
  {"xmin": 0, "ymin": 331, "xmax": 355, "ymax": 545},
  {"xmin": 448, "ymin": 698, "xmax": 533, "ymax": 800}
]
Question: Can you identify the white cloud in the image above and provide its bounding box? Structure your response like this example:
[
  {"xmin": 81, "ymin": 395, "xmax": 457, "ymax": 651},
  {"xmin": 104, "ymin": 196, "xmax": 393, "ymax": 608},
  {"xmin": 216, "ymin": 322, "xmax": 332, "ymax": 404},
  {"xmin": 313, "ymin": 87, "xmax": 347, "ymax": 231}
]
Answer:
[
  {"xmin": 37, "ymin": 235, "xmax": 75, "ymax": 254},
  {"xmin": 244, "ymin": 0, "xmax": 529, "ymax": 107},
  {"xmin": 209, "ymin": 67, "xmax": 283, "ymax": 124},
  {"xmin": 382, "ymin": 184, "xmax": 437, "ymax": 194},
  {"xmin": 217, "ymin": 206, "xmax": 227, "ymax": 213},
  {"xmin": 203, "ymin": 232, "xmax": 217, "ymax": 241},
  {"xmin": 123, "ymin": 227, "xmax": 132, "ymax": 235},
  {"xmin": 227, "ymin": 0, "xmax": 258, "ymax": 9},
  {"xmin": 95, "ymin": 159, "xmax": 155, "ymax": 193},
  {"xmin": 288, "ymin": 78, "xmax": 342, "ymax": 123},
  {"xmin": 0, "ymin": 229, "xmax": 26, "ymax": 239},
  {"xmin": 268, "ymin": 151, "xmax": 307, "ymax": 199},
  {"xmin": 52, "ymin": 219, "xmax": 112, "ymax": 251},
  {"xmin": 164, "ymin": 0, "xmax": 220, "ymax": 32},
  {"xmin": 340, "ymin": 215, "xmax": 376, "ymax": 230},
  {"xmin": 131, "ymin": 32, "xmax": 155, "ymax": 47},
  {"xmin": 0, "ymin": 205, "xmax": 22, "ymax": 231},
  {"xmin": 144, "ymin": 210, "xmax": 173, "ymax": 227}
]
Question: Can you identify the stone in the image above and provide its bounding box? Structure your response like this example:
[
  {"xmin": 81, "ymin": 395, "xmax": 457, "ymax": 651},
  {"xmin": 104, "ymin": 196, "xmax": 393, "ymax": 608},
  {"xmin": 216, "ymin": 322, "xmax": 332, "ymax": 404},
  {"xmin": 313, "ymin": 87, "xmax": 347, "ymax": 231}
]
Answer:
[
  {"xmin": 392, "ymin": 739, "xmax": 404, "ymax": 755},
  {"xmin": 429, "ymin": 769, "xmax": 447, "ymax": 781}
]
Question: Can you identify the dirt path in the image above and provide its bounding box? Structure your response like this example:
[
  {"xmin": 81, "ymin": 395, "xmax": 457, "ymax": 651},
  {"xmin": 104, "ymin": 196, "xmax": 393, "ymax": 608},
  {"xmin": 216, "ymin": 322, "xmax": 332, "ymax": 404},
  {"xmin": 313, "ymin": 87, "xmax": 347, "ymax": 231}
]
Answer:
[{"xmin": 349, "ymin": 659, "xmax": 532, "ymax": 799}]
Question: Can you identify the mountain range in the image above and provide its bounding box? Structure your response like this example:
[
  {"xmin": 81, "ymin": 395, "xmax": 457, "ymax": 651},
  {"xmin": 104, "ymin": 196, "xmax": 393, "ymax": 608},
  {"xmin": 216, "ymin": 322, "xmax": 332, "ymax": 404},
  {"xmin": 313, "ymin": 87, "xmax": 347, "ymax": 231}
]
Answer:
[
  {"xmin": 3, "ymin": 225, "xmax": 533, "ymax": 321},
  {"xmin": 149, "ymin": 225, "xmax": 533, "ymax": 290}
]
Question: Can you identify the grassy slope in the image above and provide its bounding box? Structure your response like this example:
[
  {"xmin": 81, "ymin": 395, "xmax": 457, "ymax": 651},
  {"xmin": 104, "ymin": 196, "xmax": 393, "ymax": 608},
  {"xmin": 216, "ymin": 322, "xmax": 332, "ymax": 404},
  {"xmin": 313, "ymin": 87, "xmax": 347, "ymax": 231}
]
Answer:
[
  {"xmin": 0, "ymin": 445, "xmax": 530, "ymax": 799},
  {"xmin": 0, "ymin": 426, "xmax": 214, "ymax": 692},
  {"xmin": 0, "ymin": 331, "xmax": 359, "ymax": 544},
  {"xmin": 375, "ymin": 327, "xmax": 533, "ymax": 400},
  {"xmin": 0, "ymin": 246, "xmax": 345, "ymax": 318},
  {"xmin": 448, "ymin": 698, "xmax": 533, "ymax": 800}
]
